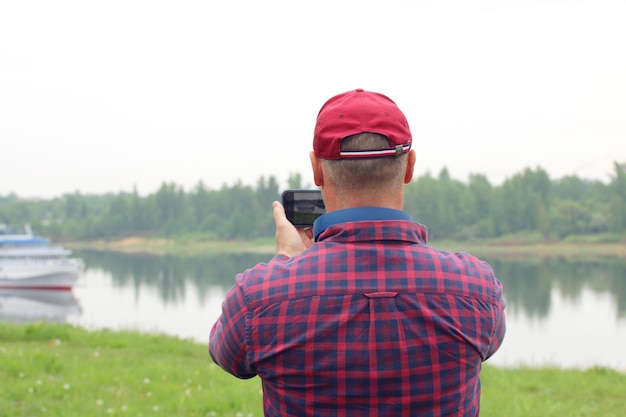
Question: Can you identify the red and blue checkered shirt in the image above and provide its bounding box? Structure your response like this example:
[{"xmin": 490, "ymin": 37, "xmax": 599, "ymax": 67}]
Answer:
[{"xmin": 209, "ymin": 207, "xmax": 506, "ymax": 417}]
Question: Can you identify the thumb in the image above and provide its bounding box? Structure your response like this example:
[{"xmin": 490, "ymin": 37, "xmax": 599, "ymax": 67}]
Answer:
[
  {"xmin": 272, "ymin": 201, "xmax": 289, "ymax": 226},
  {"xmin": 272, "ymin": 201, "xmax": 307, "ymax": 257}
]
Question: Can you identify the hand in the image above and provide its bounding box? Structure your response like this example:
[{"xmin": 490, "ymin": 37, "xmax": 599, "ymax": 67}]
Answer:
[{"xmin": 272, "ymin": 201, "xmax": 314, "ymax": 258}]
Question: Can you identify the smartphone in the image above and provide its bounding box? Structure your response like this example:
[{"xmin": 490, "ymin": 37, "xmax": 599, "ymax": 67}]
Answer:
[{"xmin": 281, "ymin": 189, "xmax": 326, "ymax": 227}]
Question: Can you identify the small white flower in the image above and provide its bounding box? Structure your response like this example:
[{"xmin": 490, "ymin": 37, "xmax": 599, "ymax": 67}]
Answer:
[
  {"xmin": 121, "ymin": 405, "xmax": 128, "ymax": 411},
  {"xmin": 63, "ymin": 383, "xmax": 70, "ymax": 390},
  {"xmin": 107, "ymin": 408, "xmax": 114, "ymax": 414},
  {"xmin": 19, "ymin": 372, "xmax": 25, "ymax": 378},
  {"xmin": 143, "ymin": 377, "xmax": 151, "ymax": 384},
  {"xmin": 28, "ymin": 387, "xmax": 34, "ymax": 394},
  {"xmin": 146, "ymin": 391, "xmax": 152, "ymax": 397},
  {"xmin": 36, "ymin": 380, "xmax": 42, "ymax": 385},
  {"xmin": 96, "ymin": 399, "xmax": 104, "ymax": 406},
  {"xmin": 152, "ymin": 406, "xmax": 159, "ymax": 412}
]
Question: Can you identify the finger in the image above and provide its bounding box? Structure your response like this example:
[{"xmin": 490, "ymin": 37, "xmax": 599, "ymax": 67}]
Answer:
[
  {"xmin": 272, "ymin": 200, "xmax": 298, "ymax": 239},
  {"xmin": 272, "ymin": 201, "xmax": 288, "ymax": 225},
  {"xmin": 297, "ymin": 227, "xmax": 314, "ymax": 248}
]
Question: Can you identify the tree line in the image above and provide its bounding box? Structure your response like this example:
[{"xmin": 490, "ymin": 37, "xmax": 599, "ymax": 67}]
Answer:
[{"xmin": 1, "ymin": 164, "xmax": 625, "ymax": 242}]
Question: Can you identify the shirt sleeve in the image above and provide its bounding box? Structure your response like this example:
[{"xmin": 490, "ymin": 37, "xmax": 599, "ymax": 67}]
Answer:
[
  {"xmin": 485, "ymin": 275, "xmax": 507, "ymax": 360},
  {"xmin": 208, "ymin": 254, "xmax": 290, "ymax": 378},
  {"xmin": 209, "ymin": 275, "xmax": 256, "ymax": 379}
]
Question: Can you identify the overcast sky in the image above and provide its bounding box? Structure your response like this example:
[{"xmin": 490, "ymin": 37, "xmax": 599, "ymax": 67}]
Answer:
[{"xmin": 1, "ymin": 0, "xmax": 625, "ymax": 199}]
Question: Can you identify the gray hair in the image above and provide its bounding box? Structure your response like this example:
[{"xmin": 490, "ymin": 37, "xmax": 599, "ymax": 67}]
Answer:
[{"xmin": 321, "ymin": 133, "xmax": 408, "ymax": 192}]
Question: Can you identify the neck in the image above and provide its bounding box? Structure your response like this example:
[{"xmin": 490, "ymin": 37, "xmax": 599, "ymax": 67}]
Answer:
[{"xmin": 322, "ymin": 185, "xmax": 405, "ymax": 212}]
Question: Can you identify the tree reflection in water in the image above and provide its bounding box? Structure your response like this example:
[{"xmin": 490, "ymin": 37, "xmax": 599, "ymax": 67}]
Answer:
[
  {"xmin": 486, "ymin": 256, "xmax": 626, "ymax": 320},
  {"xmin": 78, "ymin": 249, "xmax": 626, "ymax": 321},
  {"xmin": 77, "ymin": 249, "xmax": 269, "ymax": 305}
]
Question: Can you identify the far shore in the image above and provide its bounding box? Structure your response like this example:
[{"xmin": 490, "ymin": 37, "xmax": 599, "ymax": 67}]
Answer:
[{"xmin": 64, "ymin": 235, "xmax": 626, "ymax": 259}]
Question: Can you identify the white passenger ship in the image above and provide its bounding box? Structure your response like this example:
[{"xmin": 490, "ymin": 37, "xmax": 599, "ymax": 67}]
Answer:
[{"xmin": 0, "ymin": 224, "xmax": 83, "ymax": 290}]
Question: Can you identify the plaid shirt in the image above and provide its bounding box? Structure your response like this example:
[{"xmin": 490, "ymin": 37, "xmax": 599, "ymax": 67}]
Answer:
[{"xmin": 209, "ymin": 207, "xmax": 506, "ymax": 417}]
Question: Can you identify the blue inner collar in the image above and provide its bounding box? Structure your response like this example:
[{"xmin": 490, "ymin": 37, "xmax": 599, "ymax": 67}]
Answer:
[{"xmin": 313, "ymin": 207, "xmax": 412, "ymax": 241}]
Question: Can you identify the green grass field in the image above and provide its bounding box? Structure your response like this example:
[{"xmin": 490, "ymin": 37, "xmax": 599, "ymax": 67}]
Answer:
[{"xmin": 1, "ymin": 322, "xmax": 625, "ymax": 417}]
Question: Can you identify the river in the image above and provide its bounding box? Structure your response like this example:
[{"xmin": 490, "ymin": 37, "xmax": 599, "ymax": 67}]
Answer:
[{"xmin": 1, "ymin": 250, "xmax": 625, "ymax": 370}]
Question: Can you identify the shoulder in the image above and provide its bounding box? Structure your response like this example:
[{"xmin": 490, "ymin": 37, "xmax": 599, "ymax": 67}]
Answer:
[
  {"xmin": 234, "ymin": 253, "xmax": 313, "ymax": 308},
  {"xmin": 414, "ymin": 245, "xmax": 502, "ymax": 302}
]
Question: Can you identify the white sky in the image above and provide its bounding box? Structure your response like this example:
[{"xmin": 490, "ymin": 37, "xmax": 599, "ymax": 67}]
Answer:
[{"xmin": 1, "ymin": 0, "xmax": 625, "ymax": 199}]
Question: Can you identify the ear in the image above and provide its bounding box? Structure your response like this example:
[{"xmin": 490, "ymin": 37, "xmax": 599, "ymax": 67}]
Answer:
[
  {"xmin": 310, "ymin": 151, "xmax": 324, "ymax": 186},
  {"xmin": 403, "ymin": 150, "xmax": 416, "ymax": 184}
]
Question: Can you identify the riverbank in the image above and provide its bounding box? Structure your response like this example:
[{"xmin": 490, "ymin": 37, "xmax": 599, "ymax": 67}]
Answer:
[
  {"xmin": 1, "ymin": 322, "xmax": 624, "ymax": 417},
  {"xmin": 66, "ymin": 236, "xmax": 278, "ymax": 256},
  {"xmin": 65, "ymin": 234, "xmax": 626, "ymax": 259}
]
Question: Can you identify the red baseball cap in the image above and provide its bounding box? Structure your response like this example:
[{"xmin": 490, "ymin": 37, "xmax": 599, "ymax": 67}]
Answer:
[{"xmin": 313, "ymin": 88, "xmax": 412, "ymax": 160}]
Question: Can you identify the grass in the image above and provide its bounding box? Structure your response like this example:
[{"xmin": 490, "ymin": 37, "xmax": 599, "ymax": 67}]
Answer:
[
  {"xmin": 0, "ymin": 322, "xmax": 262, "ymax": 417},
  {"xmin": 2, "ymin": 322, "xmax": 626, "ymax": 417},
  {"xmin": 481, "ymin": 366, "xmax": 626, "ymax": 417}
]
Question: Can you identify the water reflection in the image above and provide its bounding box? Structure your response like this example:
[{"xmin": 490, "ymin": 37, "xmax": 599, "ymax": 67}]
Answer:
[
  {"xmin": 4, "ymin": 249, "xmax": 625, "ymax": 369},
  {"xmin": 79, "ymin": 250, "xmax": 269, "ymax": 304},
  {"xmin": 0, "ymin": 289, "xmax": 81, "ymax": 322},
  {"xmin": 487, "ymin": 257, "xmax": 626, "ymax": 320},
  {"xmin": 79, "ymin": 250, "xmax": 626, "ymax": 322}
]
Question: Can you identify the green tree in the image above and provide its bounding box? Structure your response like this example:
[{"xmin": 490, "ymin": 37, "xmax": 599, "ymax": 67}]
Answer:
[
  {"xmin": 549, "ymin": 200, "xmax": 590, "ymax": 238},
  {"xmin": 465, "ymin": 173, "xmax": 495, "ymax": 238},
  {"xmin": 287, "ymin": 172, "xmax": 304, "ymax": 189},
  {"xmin": 608, "ymin": 162, "xmax": 626, "ymax": 233}
]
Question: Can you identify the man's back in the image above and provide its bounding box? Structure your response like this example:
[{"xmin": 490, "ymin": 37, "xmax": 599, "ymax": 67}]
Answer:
[
  {"xmin": 209, "ymin": 89, "xmax": 505, "ymax": 416},
  {"xmin": 210, "ymin": 216, "xmax": 506, "ymax": 416}
]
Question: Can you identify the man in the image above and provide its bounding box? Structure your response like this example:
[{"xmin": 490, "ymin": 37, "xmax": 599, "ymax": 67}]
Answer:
[{"xmin": 209, "ymin": 88, "xmax": 506, "ymax": 416}]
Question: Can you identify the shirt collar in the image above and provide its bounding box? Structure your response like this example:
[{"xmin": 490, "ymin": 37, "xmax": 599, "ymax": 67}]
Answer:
[{"xmin": 313, "ymin": 207, "xmax": 413, "ymax": 241}]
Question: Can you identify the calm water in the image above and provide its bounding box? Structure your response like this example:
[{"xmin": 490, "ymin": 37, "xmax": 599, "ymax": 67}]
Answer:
[{"xmin": 1, "ymin": 250, "xmax": 625, "ymax": 370}]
